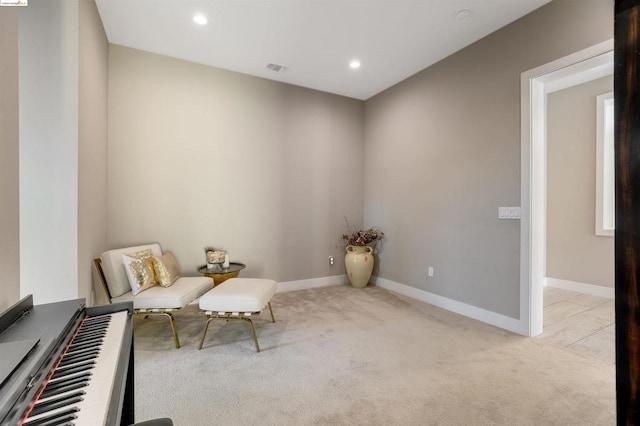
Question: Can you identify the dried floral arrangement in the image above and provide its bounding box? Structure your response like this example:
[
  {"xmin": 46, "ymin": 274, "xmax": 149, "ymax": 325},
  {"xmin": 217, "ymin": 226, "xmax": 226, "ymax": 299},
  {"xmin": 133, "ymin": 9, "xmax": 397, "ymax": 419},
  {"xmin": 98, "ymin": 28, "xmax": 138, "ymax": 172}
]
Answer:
[{"xmin": 342, "ymin": 228, "xmax": 384, "ymax": 246}]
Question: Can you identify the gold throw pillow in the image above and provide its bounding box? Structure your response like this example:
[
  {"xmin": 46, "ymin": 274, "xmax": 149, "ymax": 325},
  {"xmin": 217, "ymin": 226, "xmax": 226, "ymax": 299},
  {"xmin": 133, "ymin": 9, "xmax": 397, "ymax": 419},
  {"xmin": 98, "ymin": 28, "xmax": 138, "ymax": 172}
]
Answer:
[
  {"xmin": 152, "ymin": 252, "xmax": 180, "ymax": 288},
  {"xmin": 122, "ymin": 249, "xmax": 157, "ymax": 295}
]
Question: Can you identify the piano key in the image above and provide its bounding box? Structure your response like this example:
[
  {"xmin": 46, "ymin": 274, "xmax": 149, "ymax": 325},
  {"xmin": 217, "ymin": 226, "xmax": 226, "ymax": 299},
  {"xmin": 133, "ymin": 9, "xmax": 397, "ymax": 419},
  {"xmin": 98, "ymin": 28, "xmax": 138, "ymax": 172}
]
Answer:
[
  {"xmin": 46, "ymin": 370, "xmax": 92, "ymax": 387},
  {"xmin": 64, "ymin": 345, "xmax": 100, "ymax": 356},
  {"xmin": 82, "ymin": 316, "xmax": 111, "ymax": 326},
  {"xmin": 50, "ymin": 362, "xmax": 95, "ymax": 380},
  {"xmin": 74, "ymin": 325, "xmax": 108, "ymax": 335},
  {"xmin": 42, "ymin": 373, "xmax": 91, "ymax": 392},
  {"xmin": 58, "ymin": 350, "xmax": 100, "ymax": 367},
  {"xmin": 23, "ymin": 407, "xmax": 79, "ymax": 426},
  {"xmin": 54, "ymin": 359, "xmax": 96, "ymax": 373},
  {"xmin": 35, "ymin": 380, "xmax": 90, "ymax": 407},
  {"xmin": 77, "ymin": 320, "xmax": 109, "ymax": 329},
  {"xmin": 31, "ymin": 391, "xmax": 84, "ymax": 417},
  {"xmin": 67, "ymin": 340, "xmax": 102, "ymax": 353},
  {"xmin": 69, "ymin": 335, "xmax": 105, "ymax": 346},
  {"xmin": 40, "ymin": 381, "xmax": 88, "ymax": 400},
  {"xmin": 71, "ymin": 331, "xmax": 107, "ymax": 343}
]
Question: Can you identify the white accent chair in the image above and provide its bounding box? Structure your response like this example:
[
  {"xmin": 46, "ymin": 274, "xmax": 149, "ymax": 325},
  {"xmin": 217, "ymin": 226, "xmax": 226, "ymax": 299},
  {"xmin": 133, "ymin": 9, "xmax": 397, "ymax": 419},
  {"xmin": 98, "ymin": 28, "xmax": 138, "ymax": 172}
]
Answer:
[{"xmin": 93, "ymin": 243, "xmax": 213, "ymax": 348}]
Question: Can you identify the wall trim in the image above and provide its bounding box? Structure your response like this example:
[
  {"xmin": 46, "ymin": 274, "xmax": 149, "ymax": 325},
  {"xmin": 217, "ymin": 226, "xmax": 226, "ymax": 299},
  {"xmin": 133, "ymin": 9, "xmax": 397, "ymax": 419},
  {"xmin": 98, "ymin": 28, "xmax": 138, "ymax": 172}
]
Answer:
[
  {"xmin": 276, "ymin": 274, "xmax": 530, "ymax": 334},
  {"xmin": 276, "ymin": 274, "xmax": 347, "ymax": 293},
  {"xmin": 372, "ymin": 277, "xmax": 527, "ymax": 335},
  {"xmin": 545, "ymin": 277, "xmax": 614, "ymax": 299}
]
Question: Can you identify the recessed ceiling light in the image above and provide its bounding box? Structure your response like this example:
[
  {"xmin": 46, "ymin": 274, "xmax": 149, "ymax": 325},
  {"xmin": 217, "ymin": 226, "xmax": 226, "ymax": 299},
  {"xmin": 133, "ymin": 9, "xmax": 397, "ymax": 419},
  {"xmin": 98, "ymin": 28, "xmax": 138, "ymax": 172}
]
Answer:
[
  {"xmin": 193, "ymin": 14, "xmax": 208, "ymax": 26},
  {"xmin": 349, "ymin": 60, "xmax": 361, "ymax": 69}
]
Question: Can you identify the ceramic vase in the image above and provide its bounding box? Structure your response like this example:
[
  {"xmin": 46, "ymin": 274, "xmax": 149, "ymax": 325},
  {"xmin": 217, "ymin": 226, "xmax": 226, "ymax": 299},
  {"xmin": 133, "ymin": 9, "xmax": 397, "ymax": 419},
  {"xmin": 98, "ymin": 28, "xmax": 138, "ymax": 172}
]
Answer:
[{"xmin": 345, "ymin": 245, "xmax": 374, "ymax": 288}]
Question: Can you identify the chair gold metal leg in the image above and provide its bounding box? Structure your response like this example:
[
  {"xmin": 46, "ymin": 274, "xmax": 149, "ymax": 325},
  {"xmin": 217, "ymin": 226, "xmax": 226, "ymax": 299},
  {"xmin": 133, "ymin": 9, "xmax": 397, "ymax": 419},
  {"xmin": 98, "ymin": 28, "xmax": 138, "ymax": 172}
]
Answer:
[
  {"xmin": 267, "ymin": 302, "xmax": 275, "ymax": 323},
  {"xmin": 134, "ymin": 309, "xmax": 182, "ymax": 348},
  {"xmin": 243, "ymin": 318, "xmax": 260, "ymax": 352},
  {"xmin": 161, "ymin": 312, "xmax": 181, "ymax": 349},
  {"xmin": 199, "ymin": 317, "xmax": 213, "ymax": 350}
]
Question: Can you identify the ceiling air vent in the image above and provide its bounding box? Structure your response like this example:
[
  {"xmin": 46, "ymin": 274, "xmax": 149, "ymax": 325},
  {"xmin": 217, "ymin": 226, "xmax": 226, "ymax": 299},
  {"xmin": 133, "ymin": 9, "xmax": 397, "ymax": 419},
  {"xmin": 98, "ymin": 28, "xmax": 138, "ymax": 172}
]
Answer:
[{"xmin": 266, "ymin": 63, "xmax": 288, "ymax": 73}]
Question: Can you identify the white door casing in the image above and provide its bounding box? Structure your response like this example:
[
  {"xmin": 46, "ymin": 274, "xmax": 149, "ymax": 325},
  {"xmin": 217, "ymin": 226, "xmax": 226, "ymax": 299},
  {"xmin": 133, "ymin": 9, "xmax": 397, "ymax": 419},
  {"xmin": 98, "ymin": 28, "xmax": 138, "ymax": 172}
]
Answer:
[{"xmin": 520, "ymin": 40, "xmax": 613, "ymax": 337}]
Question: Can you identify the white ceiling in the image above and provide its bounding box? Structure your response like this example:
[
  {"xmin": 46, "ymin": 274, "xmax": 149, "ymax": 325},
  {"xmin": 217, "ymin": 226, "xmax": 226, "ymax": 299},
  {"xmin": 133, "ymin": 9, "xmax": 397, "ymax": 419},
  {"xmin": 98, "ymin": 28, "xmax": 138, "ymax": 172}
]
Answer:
[{"xmin": 95, "ymin": 0, "xmax": 553, "ymax": 100}]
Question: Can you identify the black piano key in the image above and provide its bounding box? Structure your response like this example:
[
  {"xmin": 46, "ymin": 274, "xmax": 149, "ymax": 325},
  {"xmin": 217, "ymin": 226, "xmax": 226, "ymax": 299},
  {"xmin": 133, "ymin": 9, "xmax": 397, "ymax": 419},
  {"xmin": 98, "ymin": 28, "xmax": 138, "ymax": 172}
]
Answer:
[
  {"xmin": 44, "ymin": 373, "xmax": 91, "ymax": 389},
  {"xmin": 55, "ymin": 359, "xmax": 95, "ymax": 373},
  {"xmin": 67, "ymin": 339, "xmax": 103, "ymax": 353},
  {"xmin": 65, "ymin": 334, "xmax": 106, "ymax": 347},
  {"xmin": 30, "ymin": 391, "xmax": 84, "ymax": 416},
  {"xmin": 75, "ymin": 327, "xmax": 107, "ymax": 339},
  {"xmin": 74, "ymin": 326, "xmax": 107, "ymax": 336},
  {"xmin": 65, "ymin": 343, "xmax": 101, "ymax": 356},
  {"xmin": 72, "ymin": 328, "xmax": 108, "ymax": 343},
  {"xmin": 71, "ymin": 332, "xmax": 107, "ymax": 345},
  {"xmin": 74, "ymin": 326, "xmax": 108, "ymax": 336},
  {"xmin": 50, "ymin": 361, "xmax": 95, "ymax": 380},
  {"xmin": 78, "ymin": 319, "xmax": 110, "ymax": 329},
  {"xmin": 40, "ymin": 381, "xmax": 88, "ymax": 400},
  {"xmin": 82, "ymin": 316, "xmax": 111, "ymax": 326},
  {"xmin": 43, "ymin": 371, "xmax": 91, "ymax": 391},
  {"xmin": 24, "ymin": 408, "xmax": 79, "ymax": 426},
  {"xmin": 84, "ymin": 313, "xmax": 111, "ymax": 321},
  {"xmin": 58, "ymin": 349, "xmax": 100, "ymax": 367},
  {"xmin": 67, "ymin": 338, "xmax": 102, "ymax": 350}
]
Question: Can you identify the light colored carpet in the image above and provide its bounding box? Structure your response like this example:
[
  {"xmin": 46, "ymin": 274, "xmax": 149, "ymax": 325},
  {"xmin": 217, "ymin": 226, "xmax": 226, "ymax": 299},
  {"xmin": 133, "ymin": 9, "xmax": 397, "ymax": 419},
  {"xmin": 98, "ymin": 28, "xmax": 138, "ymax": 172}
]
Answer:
[{"xmin": 133, "ymin": 285, "xmax": 615, "ymax": 425}]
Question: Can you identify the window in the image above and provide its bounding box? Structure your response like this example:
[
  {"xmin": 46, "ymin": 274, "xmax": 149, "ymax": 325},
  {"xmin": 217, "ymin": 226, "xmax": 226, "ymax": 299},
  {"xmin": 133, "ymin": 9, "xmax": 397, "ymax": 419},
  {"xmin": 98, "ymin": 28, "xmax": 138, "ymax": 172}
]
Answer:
[{"xmin": 596, "ymin": 92, "xmax": 614, "ymax": 236}]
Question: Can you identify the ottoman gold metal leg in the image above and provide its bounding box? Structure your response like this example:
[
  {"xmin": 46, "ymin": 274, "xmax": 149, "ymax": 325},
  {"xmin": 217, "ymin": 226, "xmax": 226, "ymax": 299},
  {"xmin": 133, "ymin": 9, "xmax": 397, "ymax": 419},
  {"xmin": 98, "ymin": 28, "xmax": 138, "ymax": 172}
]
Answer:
[
  {"xmin": 198, "ymin": 304, "xmax": 273, "ymax": 352},
  {"xmin": 199, "ymin": 316, "xmax": 214, "ymax": 350},
  {"xmin": 242, "ymin": 317, "xmax": 261, "ymax": 352}
]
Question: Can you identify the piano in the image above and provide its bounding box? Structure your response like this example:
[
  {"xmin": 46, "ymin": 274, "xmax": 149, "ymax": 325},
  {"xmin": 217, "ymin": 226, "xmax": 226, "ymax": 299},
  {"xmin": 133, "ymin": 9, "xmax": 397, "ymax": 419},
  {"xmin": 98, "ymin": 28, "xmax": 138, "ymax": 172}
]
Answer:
[{"xmin": 0, "ymin": 295, "xmax": 134, "ymax": 426}]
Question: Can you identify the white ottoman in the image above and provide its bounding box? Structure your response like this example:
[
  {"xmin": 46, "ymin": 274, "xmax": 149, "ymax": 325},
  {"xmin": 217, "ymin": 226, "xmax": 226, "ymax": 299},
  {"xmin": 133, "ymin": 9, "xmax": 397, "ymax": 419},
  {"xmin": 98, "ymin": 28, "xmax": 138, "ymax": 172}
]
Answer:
[{"xmin": 198, "ymin": 278, "xmax": 277, "ymax": 352}]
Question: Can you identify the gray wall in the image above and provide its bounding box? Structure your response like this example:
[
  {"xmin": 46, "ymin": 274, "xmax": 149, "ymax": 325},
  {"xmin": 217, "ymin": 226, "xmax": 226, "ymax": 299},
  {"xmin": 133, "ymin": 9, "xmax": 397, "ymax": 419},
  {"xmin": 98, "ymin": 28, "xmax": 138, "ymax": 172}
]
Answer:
[
  {"xmin": 547, "ymin": 76, "xmax": 614, "ymax": 288},
  {"xmin": 107, "ymin": 46, "xmax": 364, "ymax": 282},
  {"xmin": 78, "ymin": 0, "xmax": 109, "ymax": 304},
  {"xmin": 363, "ymin": 0, "xmax": 612, "ymax": 318},
  {"xmin": 0, "ymin": 9, "xmax": 20, "ymax": 311}
]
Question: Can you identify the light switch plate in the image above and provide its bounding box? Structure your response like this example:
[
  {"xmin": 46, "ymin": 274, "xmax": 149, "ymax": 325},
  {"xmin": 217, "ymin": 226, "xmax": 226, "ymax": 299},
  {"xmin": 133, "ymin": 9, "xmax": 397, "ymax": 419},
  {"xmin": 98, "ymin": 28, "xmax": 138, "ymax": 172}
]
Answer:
[{"xmin": 498, "ymin": 207, "xmax": 521, "ymax": 219}]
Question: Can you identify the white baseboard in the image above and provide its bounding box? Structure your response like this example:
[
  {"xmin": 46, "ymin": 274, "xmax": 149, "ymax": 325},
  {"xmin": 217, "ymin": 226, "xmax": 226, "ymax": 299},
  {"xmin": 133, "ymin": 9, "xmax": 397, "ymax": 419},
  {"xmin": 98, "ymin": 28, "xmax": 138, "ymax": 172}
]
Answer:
[
  {"xmin": 277, "ymin": 275, "xmax": 347, "ymax": 293},
  {"xmin": 275, "ymin": 274, "xmax": 529, "ymax": 335},
  {"xmin": 371, "ymin": 276, "xmax": 526, "ymax": 335},
  {"xmin": 544, "ymin": 277, "xmax": 614, "ymax": 299}
]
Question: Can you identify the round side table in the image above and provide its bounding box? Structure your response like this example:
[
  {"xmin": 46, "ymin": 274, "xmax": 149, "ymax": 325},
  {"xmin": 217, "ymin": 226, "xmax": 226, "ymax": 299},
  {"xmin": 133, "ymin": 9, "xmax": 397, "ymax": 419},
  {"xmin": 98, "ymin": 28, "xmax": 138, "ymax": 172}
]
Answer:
[{"xmin": 197, "ymin": 262, "xmax": 246, "ymax": 286}]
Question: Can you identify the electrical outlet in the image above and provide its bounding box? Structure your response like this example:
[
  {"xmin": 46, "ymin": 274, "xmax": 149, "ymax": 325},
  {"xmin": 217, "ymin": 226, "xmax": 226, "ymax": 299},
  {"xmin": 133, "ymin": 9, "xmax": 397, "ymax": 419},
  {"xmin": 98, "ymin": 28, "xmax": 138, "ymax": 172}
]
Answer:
[
  {"xmin": 428, "ymin": 267, "xmax": 434, "ymax": 277},
  {"xmin": 329, "ymin": 256, "xmax": 334, "ymax": 265}
]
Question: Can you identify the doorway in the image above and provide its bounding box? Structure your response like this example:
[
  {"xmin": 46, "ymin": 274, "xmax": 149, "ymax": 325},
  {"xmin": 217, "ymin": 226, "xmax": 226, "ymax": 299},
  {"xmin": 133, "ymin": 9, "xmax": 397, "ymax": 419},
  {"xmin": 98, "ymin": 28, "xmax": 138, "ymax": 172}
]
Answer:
[{"xmin": 520, "ymin": 40, "xmax": 613, "ymax": 337}]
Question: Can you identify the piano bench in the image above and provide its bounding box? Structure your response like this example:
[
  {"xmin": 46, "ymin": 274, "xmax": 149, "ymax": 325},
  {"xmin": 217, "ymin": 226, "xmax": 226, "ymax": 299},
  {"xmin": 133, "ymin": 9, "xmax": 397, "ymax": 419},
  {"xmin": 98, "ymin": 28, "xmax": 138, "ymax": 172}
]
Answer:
[{"xmin": 198, "ymin": 278, "xmax": 277, "ymax": 352}]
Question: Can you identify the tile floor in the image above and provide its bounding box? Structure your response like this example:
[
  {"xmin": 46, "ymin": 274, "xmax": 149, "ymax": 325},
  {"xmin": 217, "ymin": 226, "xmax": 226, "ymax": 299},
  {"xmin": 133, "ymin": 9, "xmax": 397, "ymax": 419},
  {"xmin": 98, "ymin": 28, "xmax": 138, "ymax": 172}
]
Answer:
[{"xmin": 536, "ymin": 286, "xmax": 615, "ymax": 364}]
